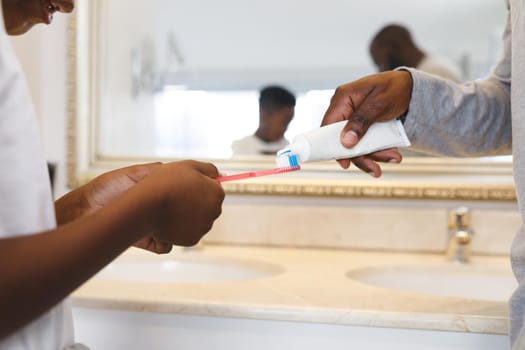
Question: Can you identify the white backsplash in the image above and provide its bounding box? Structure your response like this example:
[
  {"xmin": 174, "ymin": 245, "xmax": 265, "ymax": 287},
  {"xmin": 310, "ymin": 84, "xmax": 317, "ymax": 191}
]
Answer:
[{"xmin": 206, "ymin": 195, "xmax": 520, "ymax": 255}]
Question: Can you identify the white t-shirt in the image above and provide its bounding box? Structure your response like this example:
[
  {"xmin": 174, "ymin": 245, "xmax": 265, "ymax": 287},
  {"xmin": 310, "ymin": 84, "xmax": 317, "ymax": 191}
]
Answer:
[
  {"xmin": 0, "ymin": 10, "xmax": 74, "ymax": 350},
  {"xmin": 231, "ymin": 135, "xmax": 289, "ymax": 156},
  {"xmin": 417, "ymin": 55, "xmax": 463, "ymax": 83}
]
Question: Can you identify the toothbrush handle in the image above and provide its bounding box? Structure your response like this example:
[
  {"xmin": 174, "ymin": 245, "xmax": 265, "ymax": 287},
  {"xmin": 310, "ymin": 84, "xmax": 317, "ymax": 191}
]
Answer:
[
  {"xmin": 216, "ymin": 166, "xmax": 300, "ymax": 183},
  {"xmin": 216, "ymin": 172, "xmax": 258, "ymax": 182}
]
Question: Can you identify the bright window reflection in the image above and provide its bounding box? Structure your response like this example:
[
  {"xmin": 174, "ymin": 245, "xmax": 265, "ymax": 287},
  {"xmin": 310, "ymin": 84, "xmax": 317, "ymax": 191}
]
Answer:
[{"xmin": 154, "ymin": 88, "xmax": 333, "ymax": 159}]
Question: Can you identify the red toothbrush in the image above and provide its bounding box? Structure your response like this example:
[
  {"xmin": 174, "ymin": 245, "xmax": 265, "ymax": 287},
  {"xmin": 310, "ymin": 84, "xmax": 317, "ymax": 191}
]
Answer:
[{"xmin": 216, "ymin": 166, "xmax": 300, "ymax": 183}]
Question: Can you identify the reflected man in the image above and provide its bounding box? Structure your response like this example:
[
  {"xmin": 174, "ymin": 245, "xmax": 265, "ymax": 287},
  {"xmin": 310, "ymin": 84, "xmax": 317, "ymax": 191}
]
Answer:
[{"xmin": 370, "ymin": 24, "xmax": 462, "ymax": 82}]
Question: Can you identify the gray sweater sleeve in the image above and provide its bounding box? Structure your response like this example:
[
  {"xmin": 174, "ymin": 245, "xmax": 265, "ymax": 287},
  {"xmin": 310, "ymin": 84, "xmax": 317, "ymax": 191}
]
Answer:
[{"xmin": 400, "ymin": 13, "xmax": 512, "ymax": 157}]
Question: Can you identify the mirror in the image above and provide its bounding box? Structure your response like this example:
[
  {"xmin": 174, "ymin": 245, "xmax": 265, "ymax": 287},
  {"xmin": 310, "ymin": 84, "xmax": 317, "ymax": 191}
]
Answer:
[{"xmin": 68, "ymin": 0, "xmax": 515, "ymax": 201}]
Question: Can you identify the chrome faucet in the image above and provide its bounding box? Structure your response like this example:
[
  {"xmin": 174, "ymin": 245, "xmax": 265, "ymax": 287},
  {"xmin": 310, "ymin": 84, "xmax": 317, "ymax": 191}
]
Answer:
[{"xmin": 447, "ymin": 206, "xmax": 474, "ymax": 263}]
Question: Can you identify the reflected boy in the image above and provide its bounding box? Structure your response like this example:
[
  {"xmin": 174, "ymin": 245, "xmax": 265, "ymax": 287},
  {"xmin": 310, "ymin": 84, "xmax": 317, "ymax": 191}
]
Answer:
[{"xmin": 232, "ymin": 85, "xmax": 296, "ymax": 156}]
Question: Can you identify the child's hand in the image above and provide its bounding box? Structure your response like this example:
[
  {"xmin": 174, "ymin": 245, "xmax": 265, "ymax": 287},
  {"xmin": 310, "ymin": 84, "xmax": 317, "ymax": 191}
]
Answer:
[
  {"xmin": 56, "ymin": 162, "xmax": 171, "ymax": 253},
  {"xmin": 55, "ymin": 160, "xmax": 224, "ymax": 252},
  {"xmin": 132, "ymin": 161, "xmax": 225, "ymax": 247}
]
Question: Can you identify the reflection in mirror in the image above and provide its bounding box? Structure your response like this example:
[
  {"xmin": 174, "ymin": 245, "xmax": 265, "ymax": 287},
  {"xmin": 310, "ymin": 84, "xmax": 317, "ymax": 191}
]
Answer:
[
  {"xmin": 70, "ymin": 0, "xmax": 516, "ymax": 200},
  {"xmin": 87, "ymin": 0, "xmax": 506, "ymax": 161}
]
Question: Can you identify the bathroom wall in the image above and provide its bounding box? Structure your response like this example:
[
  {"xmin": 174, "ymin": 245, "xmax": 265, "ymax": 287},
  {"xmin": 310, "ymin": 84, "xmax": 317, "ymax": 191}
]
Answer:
[
  {"xmin": 9, "ymin": 16, "xmax": 70, "ymax": 198},
  {"xmin": 207, "ymin": 195, "xmax": 520, "ymax": 256}
]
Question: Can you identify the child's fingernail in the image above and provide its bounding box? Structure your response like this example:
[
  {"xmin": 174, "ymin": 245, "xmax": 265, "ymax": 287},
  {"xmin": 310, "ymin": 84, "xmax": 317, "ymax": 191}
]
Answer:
[
  {"xmin": 368, "ymin": 171, "xmax": 378, "ymax": 178},
  {"xmin": 389, "ymin": 158, "xmax": 400, "ymax": 163}
]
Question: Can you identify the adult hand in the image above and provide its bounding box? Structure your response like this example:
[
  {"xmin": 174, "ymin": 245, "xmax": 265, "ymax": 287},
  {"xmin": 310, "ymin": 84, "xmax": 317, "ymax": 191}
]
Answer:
[
  {"xmin": 321, "ymin": 70, "xmax": 413, "ymax": 176},
  {"xmin": 56, "ymin": 162, "xmax": 175, "ymax": 254}
]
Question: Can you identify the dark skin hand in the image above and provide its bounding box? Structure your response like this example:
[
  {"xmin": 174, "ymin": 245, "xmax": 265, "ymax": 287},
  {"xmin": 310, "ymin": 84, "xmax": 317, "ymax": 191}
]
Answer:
[
  {"xmin": 0, "ymin": 160, "xmax": 224, "ymax": 339},
  {"xmin": 321, "ymin": 70, "xmax": 413, "ymax": 177},
  {"xmin": 56, "ymin": 162, "xmax": 174, "ymax": 254}
]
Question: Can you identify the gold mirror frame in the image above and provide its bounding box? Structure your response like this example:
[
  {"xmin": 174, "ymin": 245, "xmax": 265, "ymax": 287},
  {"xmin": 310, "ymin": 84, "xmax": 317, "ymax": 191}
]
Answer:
[{"xmin": 67, "ymin": 1, "xmax": 516, "ymax": 202}]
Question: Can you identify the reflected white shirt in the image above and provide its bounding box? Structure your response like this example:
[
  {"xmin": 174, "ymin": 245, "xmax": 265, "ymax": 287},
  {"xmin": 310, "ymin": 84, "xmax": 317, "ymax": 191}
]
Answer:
[
  {"xmin": 417, "ymin": 55, "xmax": 463, "ymax": 83},
  {"xmin": 231, "ymin": 135, "xmax": 289, "ymax": 156}
]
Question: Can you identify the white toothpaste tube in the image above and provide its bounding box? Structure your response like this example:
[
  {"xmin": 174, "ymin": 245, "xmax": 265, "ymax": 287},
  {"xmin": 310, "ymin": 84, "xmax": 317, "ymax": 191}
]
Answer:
[{"xmin": 276, "ymin": 119, "xmax": 410, "ymax": 166}]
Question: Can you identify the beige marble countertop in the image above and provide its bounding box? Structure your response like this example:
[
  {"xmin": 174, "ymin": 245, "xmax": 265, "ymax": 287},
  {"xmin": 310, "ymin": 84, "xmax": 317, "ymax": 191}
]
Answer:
[{"xmin": 72, "ymin": 245, "xmax": 512, "ymax": 335}]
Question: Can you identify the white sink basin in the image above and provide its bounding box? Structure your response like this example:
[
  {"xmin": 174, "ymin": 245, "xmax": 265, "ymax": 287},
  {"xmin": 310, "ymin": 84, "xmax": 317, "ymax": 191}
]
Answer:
[
  {"xmin": 347, "ymin": 263, "xmax": 518, "ymax": 302},
  {"xmin": 96, "ymin": 252, "xmax": 284, "ymax": 283}
]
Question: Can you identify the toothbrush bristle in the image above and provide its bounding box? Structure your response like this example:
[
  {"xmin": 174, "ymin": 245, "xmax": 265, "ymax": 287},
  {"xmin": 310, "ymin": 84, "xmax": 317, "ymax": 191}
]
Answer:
[{"xmin": 276, "ymin": 148, "xmax": 300, "ymax": 168}]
